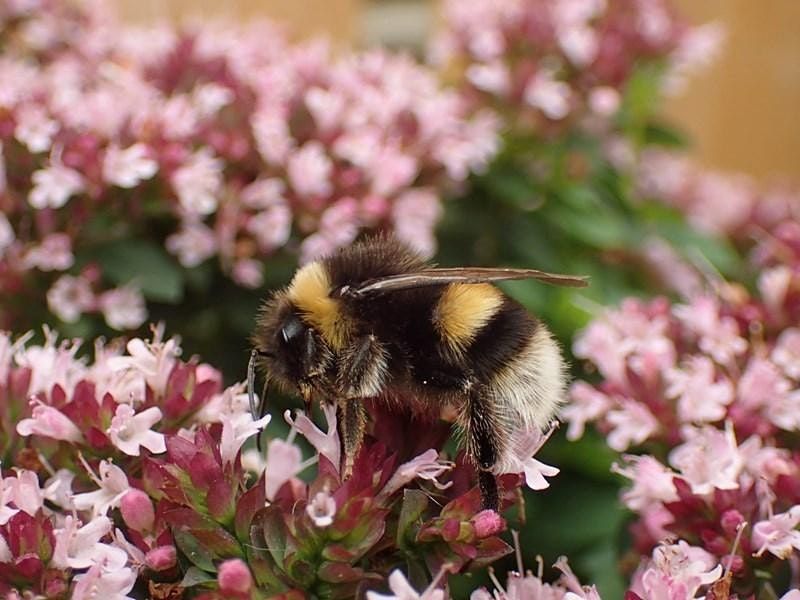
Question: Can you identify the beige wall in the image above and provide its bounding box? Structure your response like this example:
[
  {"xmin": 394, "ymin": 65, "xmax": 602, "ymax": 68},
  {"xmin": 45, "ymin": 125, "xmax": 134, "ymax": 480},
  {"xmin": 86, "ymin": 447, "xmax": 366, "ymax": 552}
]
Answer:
[
  {"xmin": 664, "ymin": 0, "xmax": 800, "ymax": 181},
  {"xmin": 114, "ymin": 0, "xmax": 362, "ymax": 42}
]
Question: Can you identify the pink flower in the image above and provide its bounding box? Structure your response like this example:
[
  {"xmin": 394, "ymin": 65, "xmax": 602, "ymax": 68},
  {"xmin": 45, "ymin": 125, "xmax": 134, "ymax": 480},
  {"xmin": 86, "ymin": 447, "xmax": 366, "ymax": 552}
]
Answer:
[
  {"xmin": 739, "ymin": 436, "xmax": 795, "ymax": 484},
  {"xmin": 219, "ymin": 408, "xmax": 271, "ymax": 466},
  {"xmin": 17, "ymin": 401, "xmax": 83, "ymax": 443},
  {"xmin": 14, "ymin": 105, "xmax": 58, "ymax": 153},
  {"xmin": 43, "ymin": 469, "xmax": 75, "ymax": 510},
  {"xmin": 218, "ymin": 558, "xmax": 254, "ymax": 594},
  {"xmin": 4, "ymin": 470, "xmax": 44, "ymax": 518},
  {"xmin": 773, "ymin": 328, "xmax": 800, "ymax": 379},
  {"xmin": 107, "ymin": 336, "xmax": 178, "ymax": 397},
  {"xmin": 98, "ymin": 286, "xmax": 147, "ymax": 330},
  {"xmin": 465, "ymin": 61, "xmax": 511, "ymax": 96},
  {"xmin": 52, "ymin": 515, "xmax": 128, "ymax": 570},
  {"xmin": 287, "ymin": 141, "xmax": 333, "ymax": 198},
  {"xmin": 22, "ymin": 232, "xmax": 74, "ymax": 271},
  {"xmin": 736, "ymin": 357, "xmax": 790, "ymax": 413},
  {"xmin": 171, "ymin": 148, "xmax": 222, "ymax": 215},
  {"xmin": 668, "ymin": 425, "xmax": 743, "ymax": 495},
  {"xmin": 252, "ymin": 106, "xmax": 294, "ymax": 165},
  {"xmin": 264, "ymin": 439, "xmax": 303, "ymax": 501},
  {"xmin": 759, "ymin": 267, "xmax": 793, "ymax": 310},
  {"xmin": 13, "ymin": 328, "xmax": 86, "ymax": 395},
  {"xmin": 638, "ymin": 541, "xmax": 723, "ymax": 600},
  {"xmin": 665, "ymin": 356, "xmax": 733, "ymax": 423},
  {"xmin": 606, "ymin": 401, "xmax": 659, "ymax": 452},
  {"xmin": 47, "ymin": 275, "xmax": 95, "ymax": 323},
  {"xmin": 232, "ymin": 258, "xmax": 264, "ymax": 289},
  {"xmin": 72, "ymin": 460, "xmax": 130, "ymax": 517},
  {"xmin": 0, "ymin": 213, "xmax": 13, "ymax": 257},
  {"xmin": 306, "ymin": 489, "xmax": 337, "ymax": 528},
  {"xmin": 524, "ymin": 71, "xmax": 572, "ymax": 120},
  {"xmin": 564, "ymin": 382, "xmax": 613, "ymax": 441},
  {"xmin": 370, "ymin": 146, "xmax": 418, "ymax": 197},
  {"xmin": 674, "ymin": 296, "xmax": 748, "ymax": 365},
  {"xmin": 378, "ymin": 449, "xmax": 454, "ymax": 501},
  {"xmin": 72, "ymin": 560, "xmax": 137, "ymax": 600},
  {"xmin": 471, "ymin": 509, "xmax": 504, "ymax": 538},
  {"xmin": 28, "ymin": 162, "xmax": 84, "ymax": 209},
  {"xmin": 493, "ymin": 424, "xmax": 560, "ymax": 491},
  {"xmin": 107, "ymin": 404, "xmax": 166, "ymax": 456},
  {"xmin": 284, "ymin": 403, "xmax": 340, "ymax": 469},
  {"xmin": 367, "ymin": 568, "xmax": 447, "ymax": 600},
  {"xmin": 247, "ymin": 204, "xmax": 292, "ymax": 251},
  {"xmin": 305, "ymin": 87, "xmax": 345, "ymax": 133},
  {"xmin": 392, "ymin": 188, "xmax": 442, "ymax": 259},
  {"xmin": 612, "ymin": 455, "xmax": 678, "ymax": 511},
  {"xmin": 165, "ymin": 221, "xmax": 218, "ymax": 267},
  {"xmin": 752, "ymin": 506, "xmax": 800, "ymax": 558},
  {"xmin": 103, "ymin": 143, "xmax": 158, "ymax": 188},
  {"xmin": 588, "ymin": 87, "xmax": 621, "ymax": 117}
]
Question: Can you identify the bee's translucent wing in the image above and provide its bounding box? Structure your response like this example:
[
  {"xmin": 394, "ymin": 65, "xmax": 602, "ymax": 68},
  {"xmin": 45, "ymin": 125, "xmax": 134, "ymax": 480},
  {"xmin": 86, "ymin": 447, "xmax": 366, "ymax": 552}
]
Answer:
[{"xmin": 338, "ymin": 267, "xmax": 589, "ymax": 297}]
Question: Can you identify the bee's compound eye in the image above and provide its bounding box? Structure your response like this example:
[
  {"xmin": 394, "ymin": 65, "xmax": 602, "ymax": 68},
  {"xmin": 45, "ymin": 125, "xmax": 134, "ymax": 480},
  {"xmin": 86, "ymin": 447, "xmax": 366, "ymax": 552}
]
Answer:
[{"xmin": 281, "ymin": 316, "xmax": 305, "ymax": 343}]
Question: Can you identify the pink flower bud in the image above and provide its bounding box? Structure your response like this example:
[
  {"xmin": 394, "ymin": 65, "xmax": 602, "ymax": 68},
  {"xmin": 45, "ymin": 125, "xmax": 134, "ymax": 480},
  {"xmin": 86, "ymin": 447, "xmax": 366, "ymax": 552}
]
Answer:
[
  {"xmin": 720, "ymin": 509, "xmax": 745, "ymax": 537},
  {"xmin": 471, "ymin": 509, "xmax": 505, "ymax": 538},
  {"xmin": 218, "ymin": 558, "xmax": 253, "ymax": 594},
  {"xmin": 145, "ymin": 545, "xmax": 177, "ymax": 571},
  {"xmin": 120, "ymin": 488, "xmax": 155, "ymax": 532}
]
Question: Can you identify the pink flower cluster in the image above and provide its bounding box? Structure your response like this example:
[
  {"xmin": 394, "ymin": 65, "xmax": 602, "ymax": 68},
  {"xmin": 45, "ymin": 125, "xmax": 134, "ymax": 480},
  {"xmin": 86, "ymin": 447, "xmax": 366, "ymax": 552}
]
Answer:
[
  {"xmin": 637, "ymin": 149, "xmax": 800, "ymax": 238},
  {"xmin": 431, "ymin": 0, "xmax": 722, "ymax": 135},
  {"xmin": 566, "ymin": 265, "xmax": 800, "ymax": 595},
  {"xmin": 0, "ymin": 0, "xmax": 499, "ymax": 330},
  {"xmin": 0, "ymin": 325, "xmax": 566, "ymax": 596}
]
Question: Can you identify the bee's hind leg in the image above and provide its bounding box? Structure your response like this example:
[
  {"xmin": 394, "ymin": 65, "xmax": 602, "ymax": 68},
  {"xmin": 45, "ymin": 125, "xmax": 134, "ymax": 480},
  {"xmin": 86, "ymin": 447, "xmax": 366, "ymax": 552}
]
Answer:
[
  {"xmin": 463, "ymin": 380, "xmax": 503, "ymax": 511},
  {"xmin": 337, "ymin": 398, "xmax": 366, "ymax": 479}
]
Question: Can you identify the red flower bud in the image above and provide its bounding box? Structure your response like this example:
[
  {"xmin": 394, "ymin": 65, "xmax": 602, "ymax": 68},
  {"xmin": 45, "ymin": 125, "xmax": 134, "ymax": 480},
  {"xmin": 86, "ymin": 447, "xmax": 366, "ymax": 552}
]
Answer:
[
  {"xmin": 145, "ymin": 545, "xmax": 177, "ymax": 571},
  {"xmin": 471, "ymin": 509, "xmax": 505, "ymax": 538},
  {"xmin": 720, "ymin": 509, "xmax": 745, "ymax": 537},
  {"xmin": 120, "ymin": 488, "xmax": 155, "ymax": 532},
  {"xmin": 218, "ymin": 558, "xmax": 254, "ymax": 595}
]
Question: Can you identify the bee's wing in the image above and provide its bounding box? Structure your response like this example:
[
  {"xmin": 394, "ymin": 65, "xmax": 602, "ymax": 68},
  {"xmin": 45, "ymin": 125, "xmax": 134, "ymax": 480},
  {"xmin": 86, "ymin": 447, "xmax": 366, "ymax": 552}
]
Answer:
[{"xmin": 339, "ymin": 267, "xmax": 589, "ymax": 297}]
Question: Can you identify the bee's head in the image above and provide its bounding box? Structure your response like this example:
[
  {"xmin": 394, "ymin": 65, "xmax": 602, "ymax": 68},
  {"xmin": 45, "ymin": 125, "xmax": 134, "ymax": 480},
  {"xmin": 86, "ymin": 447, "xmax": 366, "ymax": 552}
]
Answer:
[{"xmin": 251, "ymin": 293, "xmax": 334, "ymax": 403}]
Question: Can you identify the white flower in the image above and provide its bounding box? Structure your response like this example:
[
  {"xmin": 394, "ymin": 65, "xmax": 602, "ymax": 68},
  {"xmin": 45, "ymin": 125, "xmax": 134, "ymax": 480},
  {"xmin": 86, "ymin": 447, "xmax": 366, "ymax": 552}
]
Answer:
[
  {"xmin": 103, "ymin": 143, "xmax": 158, "ymax": 188},
  {"xmin": 285, "ymin": 404, "xmax": 340, "ymax": 470},
  {"xmin": 287, "ymin": 141, "xmax": 333, "ymax": 198},
  {"xmin": 72, "ymin": 560, "xmax": 137, "ymax": 600},
  {"xmin": 669, "ymin": 424, "xmax": 743, "ymax": 495},
  {"xmin": 753, "ymin": 506, "xmax": 800, "ymax": 559},
  {"xmin": 14, "ymin": 105, "xmax": 58, "ymax": 153},
  {"xmin": 367, "ymin": 569, "xmax": 447, "ymax": 600},
  {"xmin": 107, "ymin": 336, "xmax": 179, "ymax": 398},
  {"xmin": 165, "ymin": 221, "xmax": 217, "ymax": 267},
  {"xmin": 378, "ymin": 449, "xmax": 454, "ymax": 501},
  {"xmin": 107, "ymin": 405, "xmax": 166, "ymax": 456},
  {"xmin": 220, "ymin": 409, "xmax": 271, "ymax": 466},
  {"xmin": 47, "ymin": 275, "xmax": 95, "ymax": 323},
  {"xmin": 264, "ymin": 439, "xmax": 303, "ymax": 501}
]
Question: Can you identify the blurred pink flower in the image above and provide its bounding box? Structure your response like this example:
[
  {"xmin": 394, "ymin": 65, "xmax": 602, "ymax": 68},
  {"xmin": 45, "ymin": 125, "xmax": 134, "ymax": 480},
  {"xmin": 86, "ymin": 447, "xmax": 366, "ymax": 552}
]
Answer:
[
  {"xmin": 494, "ymin": 424, "xmax": 560, "ymax": 491},
  {"xmin": 668, "ymin": 425, "xmax": 743, "ymax": 495},
  {"xmin": 14, "ymin": 105, "xmax": 58, "ymax": 153},
  {"xmin": 98, "ymin": 286, "xmax": 147, "ymax": 330},
  {"xmin": 171, "ymin": 148, "xmax": 222, "ymax": 215},
  {"xmin": 606, "ymin": 401, "xmax": 659, "ymax": 452},
  {"xmin": 28, "ymin": 162, "xmax": 84, "ymax": 209},
  {"xmin": 165, "ymin": 221, "xmax": 218, "ymax": 267},
  {"xmin": 102, "ymin": 143, "xmax": 158, "ymax": 188},
  {"xmin": 288, "ymin": 141, "xmax": 333, "ymax": 199},
  {"xmin": 612, "ymin": 455, "xmax": 679, "ymax": 511},
  {"xmin": 564, "ymin": 382, "xmax": 613, "ymax": 441},
  {"xmin": 773, "ymin": 328, "xmax": 800, "ymax": 379},
  {"xmin": 22, "ymin": 232, "xmax": 74, "ymax": 271},
  {"xmin": 665, "ymin": 356, "xmax": 733, "ymax": 423},
  {"xmin": 47, "ymin": 274, "xmax": 95, "ymax": 323}
]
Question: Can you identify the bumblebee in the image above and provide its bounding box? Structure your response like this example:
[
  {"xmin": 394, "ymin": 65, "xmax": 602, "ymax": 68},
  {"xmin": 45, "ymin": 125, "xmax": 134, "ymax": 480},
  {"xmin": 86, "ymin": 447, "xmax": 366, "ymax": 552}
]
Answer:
[{"xmin": 249, "ymin": 236, "xmax": 587, "ymax": 510}]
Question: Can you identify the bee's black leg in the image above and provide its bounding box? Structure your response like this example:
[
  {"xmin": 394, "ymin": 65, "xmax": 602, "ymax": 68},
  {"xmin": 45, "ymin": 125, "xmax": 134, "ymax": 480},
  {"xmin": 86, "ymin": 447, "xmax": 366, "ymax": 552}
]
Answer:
[
  {"xmin": 464, "ymin": 380, "xmax": 502, "ymax": 511},
  {"xmin": 337, "ymin": 398, "xmax": 366, "ymax": 478}
]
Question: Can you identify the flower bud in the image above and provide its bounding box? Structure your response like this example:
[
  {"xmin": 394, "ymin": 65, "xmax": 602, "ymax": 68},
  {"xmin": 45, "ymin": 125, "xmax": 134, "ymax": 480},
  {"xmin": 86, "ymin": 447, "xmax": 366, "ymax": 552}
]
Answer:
[
  {"xmin": 471, "ymin": 509, "xmax": 505, "ymax": 538},
  {"xmin": 218, "ymin": 558, "xmax": 254, "ymax": 594},
  {"xmin": 720, "ymin": 509, "xmax": 745, "ymax": 537},
  {"xmin": 120, "ymin": 488, "xmax": 155, "ymax": 532},
  {"xmin": 145, "ymin": 545, "xmax": 177, "ymax": 571}
]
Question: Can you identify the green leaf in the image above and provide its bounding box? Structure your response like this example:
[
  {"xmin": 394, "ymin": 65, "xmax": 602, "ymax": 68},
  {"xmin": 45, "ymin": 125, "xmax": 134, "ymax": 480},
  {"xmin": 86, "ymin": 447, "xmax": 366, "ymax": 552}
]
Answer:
[
  {"xmin": 180, "ymin": 566, "xmax": 217, "ymax": 588},
  {"xmin": 172, "ymin": 528, "xmax": 216, "ymax": 572},
  {"xmin": 396, "ymin": 489, "xmax": 429, "ymax": 548},
  {"xmin": 96, "ymin": 239, "xmax": 184, "ymax": 303}
]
